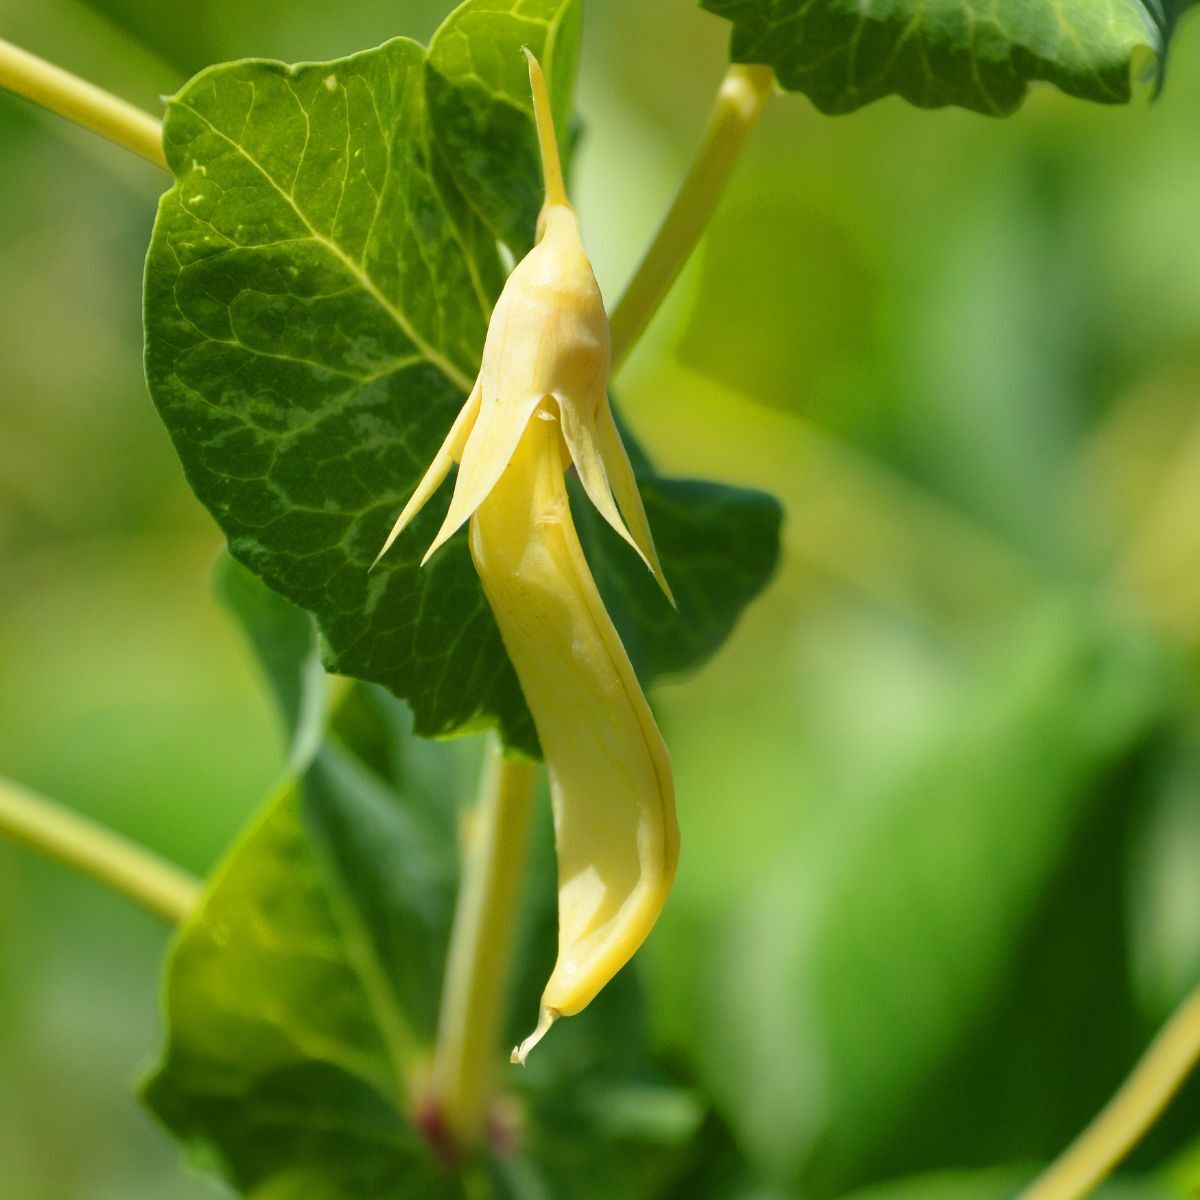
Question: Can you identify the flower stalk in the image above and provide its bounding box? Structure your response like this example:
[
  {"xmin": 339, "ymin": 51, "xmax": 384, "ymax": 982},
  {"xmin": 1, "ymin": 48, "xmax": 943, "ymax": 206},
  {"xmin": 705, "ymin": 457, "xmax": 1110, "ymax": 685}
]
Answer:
[
  {"xmin": 608, "ymin": 62, "xmax": 774, "ymax": 371},
  {"xmin": 0, "ymin": 775, "xmax": 199, "ymax": 924},
  {"xmin": 432, "ymin": 742, "xmax": 536, "ymax": 1153}
]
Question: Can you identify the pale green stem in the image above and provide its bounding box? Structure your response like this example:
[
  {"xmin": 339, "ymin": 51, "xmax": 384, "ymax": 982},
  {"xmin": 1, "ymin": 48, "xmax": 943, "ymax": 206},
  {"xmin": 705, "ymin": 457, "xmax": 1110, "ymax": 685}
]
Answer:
[
  {"xmin": 0, "ymin": 36, "xmax": 166, "ymax": 169},
  {"xmin": 1018, "ymin": 981, "xmax": 1200, "ymax": 1200},
  {"xmin": 432, "ymin": 741, "xmax": 537, "ymax": 1152},
  {"xmin": 0, "ymin": 776, "xmax": 200, "ymax": 924},
  {"xmin": 608, "ymin": 62, "xmax": 774, "ymax": 371}
]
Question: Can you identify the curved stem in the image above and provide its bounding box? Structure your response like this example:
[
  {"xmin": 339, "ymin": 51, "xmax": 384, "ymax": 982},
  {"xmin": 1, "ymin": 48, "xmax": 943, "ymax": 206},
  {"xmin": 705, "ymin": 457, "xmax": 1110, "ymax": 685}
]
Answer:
[
  {"xmin": 0, "ymin": 776, "xmax": 200, "ymax": 924},
  {"xmin": 432, "ymin": 741, "xmax": 537, "ymax": 1154},
  {"xmin": 1018, "ymin": 981, "xmax": 1200, "ymax": 1200},
  {"xmin": 608, "ymin": 62, "xmax": 774, "ymax": 371},
  {"xmin": 0, "ymin": 37, "xmax": 166, "ymax": 170}
]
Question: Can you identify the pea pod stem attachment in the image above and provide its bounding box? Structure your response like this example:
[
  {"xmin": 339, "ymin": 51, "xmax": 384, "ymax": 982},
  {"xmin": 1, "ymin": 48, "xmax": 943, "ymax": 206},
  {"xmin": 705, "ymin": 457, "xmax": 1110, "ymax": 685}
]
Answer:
[{"xmin": 608, "ymin": 61, "xmax": 774, "ymax": 371}]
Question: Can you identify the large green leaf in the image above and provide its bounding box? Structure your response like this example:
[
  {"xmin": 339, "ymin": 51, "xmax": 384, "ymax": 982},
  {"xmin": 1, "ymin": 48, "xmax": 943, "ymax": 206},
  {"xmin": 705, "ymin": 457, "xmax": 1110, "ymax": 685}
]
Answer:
[
  {"xmin": 702, "ymin": 0, "xmax": 1198, "ymax": 116},
  {"xmin": 143, "ymin": 0, "xmax": 781, "ymax": 758}
]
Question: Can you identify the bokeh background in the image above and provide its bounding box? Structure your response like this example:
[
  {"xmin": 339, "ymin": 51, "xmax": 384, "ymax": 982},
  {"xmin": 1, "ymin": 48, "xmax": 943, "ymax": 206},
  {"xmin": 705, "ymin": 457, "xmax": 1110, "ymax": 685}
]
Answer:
[{"xmin": 2, "ymin": 1, "xmax": 1199, "ymax": 1196}]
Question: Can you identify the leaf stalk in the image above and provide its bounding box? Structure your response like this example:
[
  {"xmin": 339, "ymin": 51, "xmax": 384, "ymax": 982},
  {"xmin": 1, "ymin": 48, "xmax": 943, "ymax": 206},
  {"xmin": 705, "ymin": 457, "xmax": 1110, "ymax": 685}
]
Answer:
[
  {"xmin": 0, "ymin": 776, "xmax": 200, "ymax": 924},
  {"xmin": 0, "ymin": 36, "xmax": 166, "ymax": 170},
  {"xmin": 431, "ymin": 741, "xmax": 537, "ymax": 1154},
  {"xmin": 608, "ymin": 62, "xmax": 774, "ymax": 370},
  {"xmin": 1017, "ymin": 980, "xmax": 1200, "ymax": 1200}
]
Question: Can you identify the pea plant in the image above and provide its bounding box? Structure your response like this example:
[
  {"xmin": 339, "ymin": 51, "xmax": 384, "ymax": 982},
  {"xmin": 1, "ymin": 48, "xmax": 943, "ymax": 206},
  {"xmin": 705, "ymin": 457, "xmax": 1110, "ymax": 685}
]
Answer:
[{"xmin": 1, "ymin": 1, "xmax": 1198, "ymax": 1197}]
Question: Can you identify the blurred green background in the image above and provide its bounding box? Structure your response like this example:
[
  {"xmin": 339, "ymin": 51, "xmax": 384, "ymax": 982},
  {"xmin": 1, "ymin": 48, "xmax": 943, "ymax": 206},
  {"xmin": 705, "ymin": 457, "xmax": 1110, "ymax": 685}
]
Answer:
[{"xmin": 2, "ymin": 1, "xmax": 1199, "ymax": 1196}]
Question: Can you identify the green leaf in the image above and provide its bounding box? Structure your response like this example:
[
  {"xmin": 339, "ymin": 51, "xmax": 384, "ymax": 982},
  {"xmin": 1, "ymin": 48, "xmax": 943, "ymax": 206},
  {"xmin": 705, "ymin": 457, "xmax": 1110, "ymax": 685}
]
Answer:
[
  {"xmin": 702, "ymin": 0, "xmax": 1197, "ymax": 116},
  {"xmin": 148, "ymin": 558, "xmax": 707, "ymax": 1198},
  {"xmin": 146, "ymin": 563, "xmax": 464, "ymax": 1196},
  {"xmin": 213, "ymin": 552, "xmax": 327, "ymax": 766},
  {"xmin": 142, "ymin": 7, "xmax": 566, "ymax": 758},
  {"xmin": 143, "ymin": 0, "xmax": 781, "ymax": 759},
  {"xmin": 328, "ymin": 679, "xmax": 471, "ymax": 845},
  {"xmin": 143, "ymin": 748, "xmax": 460, "ymax": 1199},
  {"xmin": 425, "ymin": 0, "xmax": 582, "ymax": 255}
]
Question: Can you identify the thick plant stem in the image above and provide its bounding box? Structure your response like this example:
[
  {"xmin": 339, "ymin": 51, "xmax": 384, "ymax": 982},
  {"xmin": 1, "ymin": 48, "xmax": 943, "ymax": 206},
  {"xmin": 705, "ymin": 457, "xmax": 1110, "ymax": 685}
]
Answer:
[
  {"xmin": 432, "ymin": 742, "xmax": 537, "ymax": 1154},
  {"xmin": 608, "ymin": 62, "xmax": 774, "ymax": 370},
  {"xmin": 0, "ymin": 37, "xmax": 166, "ymax": 169},
  {"xmin": 1018, "ymin": 981, "xmax": 1200, "ymax": 1200},
  {"xmin": 0, "ymin": 776, "xmax": 200, "ymax": 924}
]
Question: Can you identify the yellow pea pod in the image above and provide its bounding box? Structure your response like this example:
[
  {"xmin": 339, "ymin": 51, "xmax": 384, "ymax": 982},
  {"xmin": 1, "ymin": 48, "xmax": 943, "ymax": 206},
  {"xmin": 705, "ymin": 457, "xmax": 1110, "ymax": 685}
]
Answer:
[
  {"xmin": 375, "ymin": 50, "xmax": 678, "ymax": 1062},
  {"xmin": 472, "ymin": 405, "xmax": 678, "ymax": 1062}
]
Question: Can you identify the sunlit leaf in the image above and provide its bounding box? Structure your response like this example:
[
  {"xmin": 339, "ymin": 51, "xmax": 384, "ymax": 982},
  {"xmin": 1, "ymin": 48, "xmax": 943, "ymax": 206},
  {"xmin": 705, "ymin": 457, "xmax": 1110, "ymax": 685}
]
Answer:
[{"xmin": 143, "ymin": 748, "xmax": 460, "ymax": 1199}]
